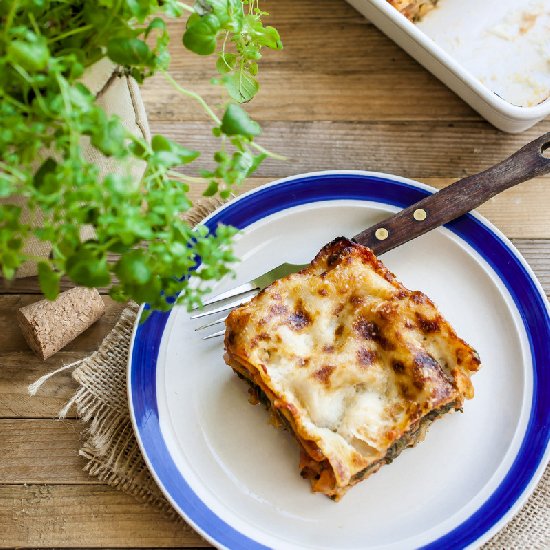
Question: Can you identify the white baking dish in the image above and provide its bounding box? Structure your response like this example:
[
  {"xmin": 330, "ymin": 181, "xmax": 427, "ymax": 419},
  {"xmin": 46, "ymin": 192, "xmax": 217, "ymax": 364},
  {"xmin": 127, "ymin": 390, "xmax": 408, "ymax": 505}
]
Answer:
[{"xmin": 346, "ymin": 0, "xmax": 550, "ymax": 133}]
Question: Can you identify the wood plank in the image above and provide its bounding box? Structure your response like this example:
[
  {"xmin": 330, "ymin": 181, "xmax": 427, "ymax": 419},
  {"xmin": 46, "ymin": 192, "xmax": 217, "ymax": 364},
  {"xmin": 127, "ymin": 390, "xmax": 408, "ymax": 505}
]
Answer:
[
  {"xmin": 0, "ymin": 296, "xmax": 125, "ymax": 354},
  {"xmin": 0, "ymin": 352, "xmax": 81, "ymax": 419},
  {"xmin": 149, "ymin": 120, "xmax": 550, "ymax": 179},
  {"xmin": 512, "ymin": 240, "xmax": 550, "ymax": 292},
  {"xmin": 141, "ymin": 1, "xmax": 477, "ymax": 122},
  {"xmin": 420, "ymin": 178, "xmax": 550, "ymax": 239},
  {"xmin": 142, "ymin": 59, "xmax": 474, "ymax": 124},
  {"xmin": 0, "ymin": 419, "xmax": 92, "ymax": 485},
  {"xmin": 205, "ymin": 0, "xmax": 372, "ymax": 27},
  {"xmin": 0, "ymin": 484, "xmax": 207, "ymax": 548}
]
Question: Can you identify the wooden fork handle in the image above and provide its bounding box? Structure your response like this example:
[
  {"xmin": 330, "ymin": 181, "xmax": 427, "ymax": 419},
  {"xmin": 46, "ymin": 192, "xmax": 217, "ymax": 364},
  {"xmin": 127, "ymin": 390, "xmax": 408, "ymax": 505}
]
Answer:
[{"xmin": 353, "ymin": 132, "xmax": 550, "ymax": 255}]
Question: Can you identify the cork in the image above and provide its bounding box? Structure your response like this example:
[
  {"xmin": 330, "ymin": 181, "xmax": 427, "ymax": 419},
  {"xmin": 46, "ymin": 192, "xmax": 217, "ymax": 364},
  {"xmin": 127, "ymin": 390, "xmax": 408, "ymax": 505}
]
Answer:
[{"xmin": 17, "ymin": 287, "xmax": 106, "ymax": 360}]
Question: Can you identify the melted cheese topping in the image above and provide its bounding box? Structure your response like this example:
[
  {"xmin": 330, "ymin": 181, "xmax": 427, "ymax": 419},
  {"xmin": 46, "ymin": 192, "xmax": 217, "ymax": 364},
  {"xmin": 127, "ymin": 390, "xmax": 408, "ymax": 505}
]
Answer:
[
  {"xmin": 387, "ymin": 0, "xmax": 439, "ymax": 21},
  {"xmin": 225, "ymin": 238, "xmax": 481, "ymax": 498}
]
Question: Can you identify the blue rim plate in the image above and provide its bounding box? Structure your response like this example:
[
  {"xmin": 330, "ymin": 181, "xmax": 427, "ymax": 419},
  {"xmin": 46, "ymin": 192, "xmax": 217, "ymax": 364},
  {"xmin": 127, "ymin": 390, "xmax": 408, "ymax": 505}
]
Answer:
[{"xmin": 128, "ymin": 172, "xmax": 549, "ymax": 549}]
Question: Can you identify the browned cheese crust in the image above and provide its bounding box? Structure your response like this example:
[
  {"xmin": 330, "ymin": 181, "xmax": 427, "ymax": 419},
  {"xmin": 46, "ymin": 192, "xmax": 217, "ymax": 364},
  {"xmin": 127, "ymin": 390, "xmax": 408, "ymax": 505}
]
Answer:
[
  {"xmin": 224, "ymin": 237, "xmax": 481, "ymax": 500},
  {"xmin": 387, "ymin": 0, "xmax": 439, "ymax": 21}
]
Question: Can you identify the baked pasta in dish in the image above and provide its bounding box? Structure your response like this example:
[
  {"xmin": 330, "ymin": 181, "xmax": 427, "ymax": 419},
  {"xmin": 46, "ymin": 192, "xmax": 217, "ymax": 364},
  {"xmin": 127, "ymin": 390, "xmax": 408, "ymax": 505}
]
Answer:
[
  {"xmin": 387, "ymin": 0, "xmax": 439, "ymax": 21},
  {"xmin": 224, "ymin": 237, "xmax": 480, "ymax": 500}
]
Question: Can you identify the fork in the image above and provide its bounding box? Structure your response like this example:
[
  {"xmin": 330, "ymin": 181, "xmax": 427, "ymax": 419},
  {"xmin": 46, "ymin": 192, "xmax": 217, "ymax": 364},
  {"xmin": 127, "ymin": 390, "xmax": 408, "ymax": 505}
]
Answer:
[{"xmin": 193, "ymin": 133, "xmax": 550, "ymax": 339}]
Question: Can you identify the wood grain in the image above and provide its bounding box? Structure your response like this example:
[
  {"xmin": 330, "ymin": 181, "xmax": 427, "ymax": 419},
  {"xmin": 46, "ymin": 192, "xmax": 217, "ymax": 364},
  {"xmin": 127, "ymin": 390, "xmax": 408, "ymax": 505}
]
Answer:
[
  {"xmin": 141, "ymin": 1, "xmax": 476, "ymax": 122},
  {"xmin": 150, "ymin": 120, "xmax": 550, "ymax": 179},
  {"xmin": 0, "ymin": 352, "xmax": 80, "ymax": 419},
  {"xmin": 0, "ymin": 484, "xmax": 206, "ymax": 548},
  {"xmin": 0, "ymin": 419, "xmax": 90, "ymax": 484},
  {"xmin": 420, "ymin": 178, "xmax": 550, "ymax": 239},
  {"xmin": 1, "ymin": 0, "xmax": 549, "ymax": 547}
]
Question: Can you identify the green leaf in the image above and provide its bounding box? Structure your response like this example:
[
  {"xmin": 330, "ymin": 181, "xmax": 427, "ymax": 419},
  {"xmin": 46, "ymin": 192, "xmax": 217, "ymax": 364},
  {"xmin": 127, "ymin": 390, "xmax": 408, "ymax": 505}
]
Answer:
[
  {"xmin": 0, "ymin": 205, "xmax": 22, "ymax": 228},
  {"xmin": 186, "ymin": 12, "xmax": 202, "ymax": 28},
  {"xmin": 2, "ymin": 265, "xmax": 16, "ymax": 280},
  {"xmin": 203, "ymin": 180, "xmax": 219, "ymax": 196},
  {"xmin": 0, "ymin": 177, "xmax": 13, "ymax": 198},
  {"xmin": 220, "ymin": 104, "xmax": 261, "ymax": 138},
  {"xmin": 151, "ymin": 135, "xmax": 200, "ymax": 165},
  {"xmin": 253, "ymin": 25, "xmax": 282, "ymax": 49},
  {"xmin": 37, "ymin": 262, "xmax": 60, "ymax": 300},
  {"xmin": 127, "ymin": 0, "xmax": 156, "ymax": 21},
  {"xmin": 125, "ymin": 276, "xmax": 162, "ymax": 303},
  {"xmin": 107, "ymin": 38, "xmax": 152, "ymax": 66},
  {"xmin": 90, "ymin": 118, "xmax": 126, "ymax": 156},
  {"xmin": 33, "ymin": 158, "xmax": 57, "ymax": 191},
  {"xmin": 161, "ymin": 0, "xmax": 185, "ymax": 17},
  {"xmin": 216, "ymin": 53, "xmax": 237, "ymax": 74},
  {"xmin": 129, "ymin": 139, "xmax": 149, "ymax": 159},
  {"xmin": 182, "ymin": 14, "xmax": 220, "ymax": 56},
  {"xmin": 151, "ymin": 135, "xmax": 173, "ymax": 152},
  {"xmin": 104, "ymin": 173, "xmax": 137, "ymax": 196},
  {"xmin": 8, "ymin": 37, "xmax": 50, "ymax": 71},
  {"xmin": 66, "ymin": 249, "xmax": 111, "ymax": 288},
  {"xmin": 196, "ymin": 0, "xmax": 242, "ymax": 27},
  {"xmin": 223, "ymin": 69, "xmax": 259, "ymax": 103},
  {"xmin": 247, "ymin": 152, "xmax": 267, "ymax": 176},
  {"xmin": 248, "ymin": 62, "xmax": 258, "ymax": 76},
  {"xmin": 115, "ymin": 250, "xmax": 151, "ymax": 285}
]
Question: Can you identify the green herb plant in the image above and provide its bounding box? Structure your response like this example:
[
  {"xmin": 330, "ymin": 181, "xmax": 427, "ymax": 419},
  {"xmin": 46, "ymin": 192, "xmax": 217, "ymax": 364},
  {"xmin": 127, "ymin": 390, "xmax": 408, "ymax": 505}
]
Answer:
[{"xmin": 0, "ymin": 0, "xmax": 282, "ymax": 314}]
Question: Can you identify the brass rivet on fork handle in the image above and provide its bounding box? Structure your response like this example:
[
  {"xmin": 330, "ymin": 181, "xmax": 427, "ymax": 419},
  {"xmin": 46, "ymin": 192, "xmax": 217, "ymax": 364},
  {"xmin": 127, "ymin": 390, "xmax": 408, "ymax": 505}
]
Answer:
[
  {"xmin": 413, "ymin": 208, "xmax": 427, "ymax": 221},
  {"xmin": 375, "ymin": 228, "xmax": 389, "ymax": 241}
]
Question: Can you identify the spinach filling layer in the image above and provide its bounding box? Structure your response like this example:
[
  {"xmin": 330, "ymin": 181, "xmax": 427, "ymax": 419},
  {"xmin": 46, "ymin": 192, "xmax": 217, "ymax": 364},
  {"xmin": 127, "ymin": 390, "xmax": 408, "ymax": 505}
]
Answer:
[{"xmin": 236, "ymin": 370, "xmax": 458, "ymax": 485}]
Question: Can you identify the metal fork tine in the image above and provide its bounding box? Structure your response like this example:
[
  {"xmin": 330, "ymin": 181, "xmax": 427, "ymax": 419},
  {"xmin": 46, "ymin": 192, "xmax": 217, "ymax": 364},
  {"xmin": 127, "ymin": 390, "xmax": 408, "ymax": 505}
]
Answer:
[
  {"xmin": 195, "ymin": 314, "xmax": 228, "ymax": 331},
  {"xmin": 190, "ymin": 293, "xmax": 255, "ymax": 319},
  {"xmin": 203, "ymin": 328, "xmax": 225, "ymax": 340},
  {"xmin": 194, "ymin": 262, "xmax": 306, "ymax": 311},
  {"xmin": 195, "ymin": 281, "xmax": 258, "ymax": 310},
  {"xmin": 194, "ymin": 263, "xmax": 308, "ymax": 340}
]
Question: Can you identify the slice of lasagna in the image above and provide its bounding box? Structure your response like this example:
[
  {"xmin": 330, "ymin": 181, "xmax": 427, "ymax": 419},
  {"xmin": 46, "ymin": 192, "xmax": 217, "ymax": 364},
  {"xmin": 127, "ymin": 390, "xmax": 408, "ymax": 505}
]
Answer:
[
  {"xmin": 224, "ymin": 237, "xmax": 480, "ymax": 500},
  {"xmin": 387, "ymin": 0, "xmax": 439, "ymax": 21}
]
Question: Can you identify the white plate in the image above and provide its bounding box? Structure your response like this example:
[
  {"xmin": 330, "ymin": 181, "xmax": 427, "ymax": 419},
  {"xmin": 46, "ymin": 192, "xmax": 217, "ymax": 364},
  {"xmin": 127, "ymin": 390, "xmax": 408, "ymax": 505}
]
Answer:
[{"xmin": 128, "ymin": 172, "xmax": 550, "ymax": 549}]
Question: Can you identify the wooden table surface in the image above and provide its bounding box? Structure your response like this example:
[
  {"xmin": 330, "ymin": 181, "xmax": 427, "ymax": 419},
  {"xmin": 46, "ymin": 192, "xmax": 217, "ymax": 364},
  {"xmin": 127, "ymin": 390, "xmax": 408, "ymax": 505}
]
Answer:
[{"xmin": 1, "ymin": 1, "xmax": 549, "ymax": 547}]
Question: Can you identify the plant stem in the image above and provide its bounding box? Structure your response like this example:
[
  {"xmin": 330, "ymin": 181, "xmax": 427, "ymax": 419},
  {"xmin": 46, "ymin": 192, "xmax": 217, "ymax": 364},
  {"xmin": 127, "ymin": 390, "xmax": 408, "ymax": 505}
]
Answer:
[
  {"xmin": 11, "ymin": 64, "xmax": 50, "ymax": 115},
  {"xmin": 251, "ymin": 141, "xmax": 287, "ymax": 160},
  {"xmin": 162, "ymin": 71, "xmax": 221, "ymax": 125},
  {"xmin": 49, "ymin": 24, "xmax": 94, "ymax": 43},
  {"xmin": 27, "ymin": 12, "xmax": 40, "ymax": 35},
  {"xmin": 0, "ymin": 93, "xmax": 30, "ymax": 112},
  {"xmin": 179, "ymin": 3, "xmax": 195, "ymax": 13},
  {"xmin": 0, "ymin": 161, "xmax": 27, "ymax": 180},
  {"xmin": 4, "ymin": 0, "xmax": 19, "ymax": 33},
  {"xmin": 168, "ymin": 170, "xmax": 210, "ymax": 184}
]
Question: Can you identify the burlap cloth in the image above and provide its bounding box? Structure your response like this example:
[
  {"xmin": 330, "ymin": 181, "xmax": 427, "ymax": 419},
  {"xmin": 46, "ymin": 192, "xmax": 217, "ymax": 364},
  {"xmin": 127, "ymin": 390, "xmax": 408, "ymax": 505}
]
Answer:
[{"xmin": 29, "ymin": 197, "xmax": 549, "ymax": 548}]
